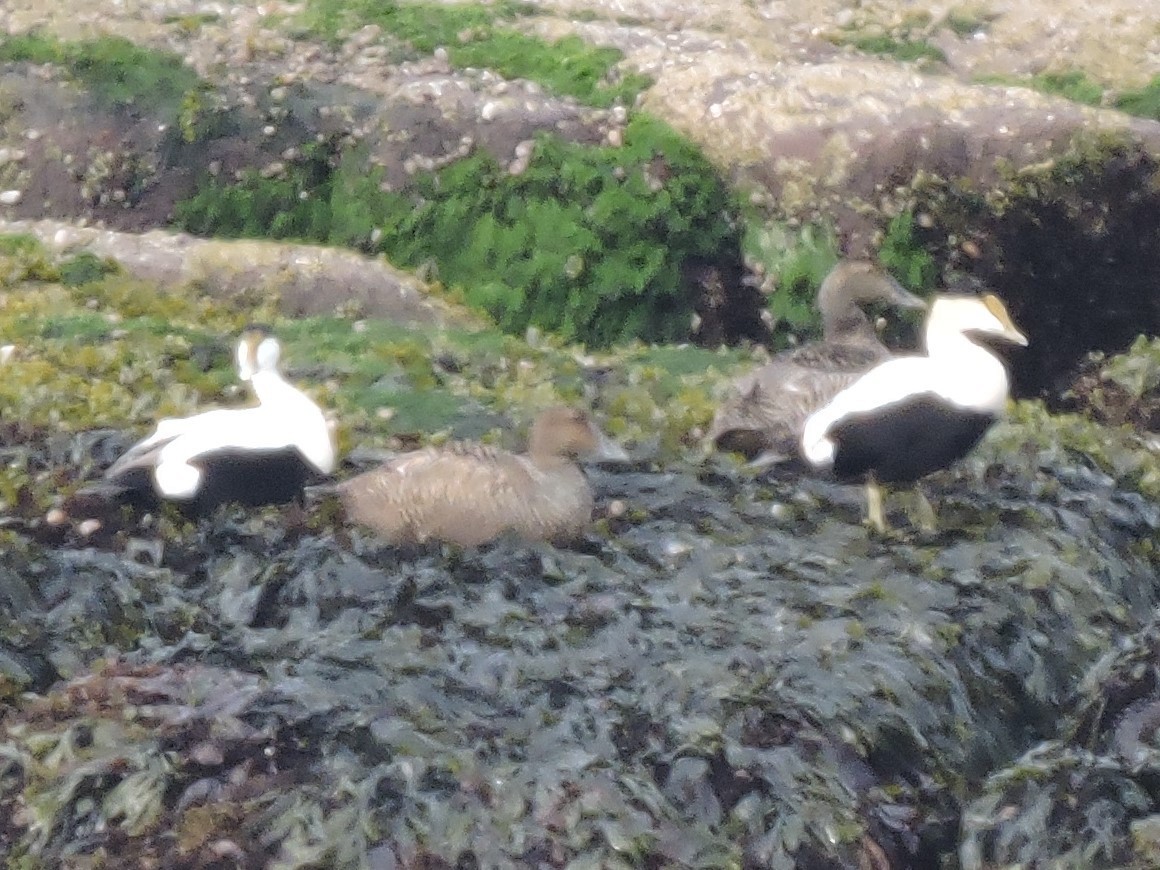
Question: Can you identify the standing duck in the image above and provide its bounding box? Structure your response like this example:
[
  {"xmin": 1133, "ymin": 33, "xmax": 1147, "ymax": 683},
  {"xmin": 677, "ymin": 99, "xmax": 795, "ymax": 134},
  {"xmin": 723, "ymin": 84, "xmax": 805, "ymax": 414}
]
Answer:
[
  {"xmin": 708, "ymin": 260, "xmax": 926, "ymax": 464},
  {"xmin": 102, "ymin": 325, "xmax": 336, "ymax": 515},
  {"xmin": 338, "ymin": 406, "xmax": 628, "ymax": 546},
  {"xmin": 800, "ymin": 293, "xmax": 1028, "ymax": 533}
]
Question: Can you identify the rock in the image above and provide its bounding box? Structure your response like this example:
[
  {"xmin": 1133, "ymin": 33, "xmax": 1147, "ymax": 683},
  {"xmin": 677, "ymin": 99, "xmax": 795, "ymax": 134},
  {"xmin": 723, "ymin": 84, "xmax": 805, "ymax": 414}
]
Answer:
[
  {"xmin": 0, "ymin": 218, "xmax": 486, "ymax": 330},
  {"xmin": 0, "ymin": 190, "xmax": 23, "ymax": 205}
]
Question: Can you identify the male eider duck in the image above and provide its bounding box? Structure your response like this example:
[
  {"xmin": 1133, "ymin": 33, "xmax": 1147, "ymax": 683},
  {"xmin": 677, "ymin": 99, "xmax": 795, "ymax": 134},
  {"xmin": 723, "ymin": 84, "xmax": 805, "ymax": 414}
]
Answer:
[
  {"xmin": 103, "ymin": 325, "xmax": 336, "ymax": 515},
  {"xmin": 338, "ymin": 406, "xmax": 628, "ymax": 547},
  {"xmin": 708, "ymin": 260, "xmax": 926, "ymax": 464},
  {"xmin": 800, "ymin": 292, "xmax": 1027, "ymax": 533}
]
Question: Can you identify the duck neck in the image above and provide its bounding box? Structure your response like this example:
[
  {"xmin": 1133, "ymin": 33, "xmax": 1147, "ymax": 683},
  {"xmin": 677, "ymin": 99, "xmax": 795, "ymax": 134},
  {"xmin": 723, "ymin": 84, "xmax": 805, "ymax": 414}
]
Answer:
[
  {"xmin": 925, "ymin": 324, "xmax": 990, "ymax": 361},
  {"xmin": 925, "ymin": 327, "xmax": 1010, "ymax": 410},
  {"xmin": 821, "ymin": 306, "xmax": 877, "ymax": 343},
  {"xmin": 249, "ymin": 369, "xmax": 297, "ymax": 405},
  {"xmin": 527, "ymin": 424, "xmax": 567, "ymax": 466},
  {"xmin": 817, "ymin": 271, "xmax": 879, "ymax": 343},
  {"xmin": 527, "ymin": 441, "xmax": 572, "ymax": 470}
]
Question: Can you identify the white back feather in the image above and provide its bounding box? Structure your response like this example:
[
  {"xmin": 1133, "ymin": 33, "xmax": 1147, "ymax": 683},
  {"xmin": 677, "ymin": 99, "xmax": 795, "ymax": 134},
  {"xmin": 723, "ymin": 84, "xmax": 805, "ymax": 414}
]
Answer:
[
  {"xmin": 106, "ymin": 340, "xmax": 336, "ymax": 498},
  {"xmin": 801, "ymin": 295, "xmax": 1023, "ymax": 468}
]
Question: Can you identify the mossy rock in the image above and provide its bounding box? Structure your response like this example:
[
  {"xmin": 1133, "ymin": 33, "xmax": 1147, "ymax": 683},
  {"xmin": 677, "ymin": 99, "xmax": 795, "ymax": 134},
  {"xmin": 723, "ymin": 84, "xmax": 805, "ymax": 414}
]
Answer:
[
  {"xmin": 866, "ymin": 132, "xmax": 1160, "ymax": 401},
  {"xmin": 174, "ymin": 116, "xmax": 765, "ymax": 349}
]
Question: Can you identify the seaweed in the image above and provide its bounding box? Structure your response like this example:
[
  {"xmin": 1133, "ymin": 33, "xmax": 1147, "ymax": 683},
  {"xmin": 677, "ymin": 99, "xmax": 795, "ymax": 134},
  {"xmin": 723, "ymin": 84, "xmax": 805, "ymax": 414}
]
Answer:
[
  {"xmin": 302, "ymin": 0, "xmax": 650, "ymax": 108},
  {"xmin": 1, "ymin": 416, "xmax": 1158, "ymax": 866},
  {"xmin": 174, "ymin": 117, "xmax": 748, "ymax": 349},
  {"xmin": 0, "ymin": 32, "xmax": 203, "ymax": 117}
]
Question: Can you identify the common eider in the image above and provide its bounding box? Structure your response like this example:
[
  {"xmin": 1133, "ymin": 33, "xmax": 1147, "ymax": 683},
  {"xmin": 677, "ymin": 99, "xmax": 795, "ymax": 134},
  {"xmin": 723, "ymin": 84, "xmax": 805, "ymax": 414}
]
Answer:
[
  {"xmin": 102, "ymin": 325, "xmax": 336, "ymax": 515},
  {"xmin": 338, "ymin": 406, "xmax": 628, "ymax": 547},
  {"xmin": 800, "ymin": 292, "xmax": 1027, "ymax": 533},
  {"xmin": 708, "ymin": 260, "xmax": 926, "ymax": 464}
]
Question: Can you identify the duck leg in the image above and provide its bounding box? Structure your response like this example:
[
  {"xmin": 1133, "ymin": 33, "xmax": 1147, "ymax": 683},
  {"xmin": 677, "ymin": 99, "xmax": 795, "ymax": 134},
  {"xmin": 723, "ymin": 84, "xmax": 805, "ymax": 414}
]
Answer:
[
  {"xmin": 910, "ymin": 485, "xmax": 937, "ymax": 533},
  {"xmin": 864, "ymin": 474, "xmax": 888, "ymax": 534}
]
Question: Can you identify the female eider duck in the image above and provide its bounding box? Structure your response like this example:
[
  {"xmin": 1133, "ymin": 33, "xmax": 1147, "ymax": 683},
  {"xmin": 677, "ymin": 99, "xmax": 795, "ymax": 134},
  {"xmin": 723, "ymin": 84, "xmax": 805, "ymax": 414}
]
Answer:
[
  {"xmin": 103, "ymin": 325, "xmax": 336, "ymax": 515},
  {"xmin": 338, "ymin": 406, "xmax": 628, "ymax": 547},
  {"xmin": 800, "ymin": 292, "xmax": 1027, "ymax": 533},
  {"xmin": 708, "ymin": 260, "xmax": 926, "ymax": 465}
]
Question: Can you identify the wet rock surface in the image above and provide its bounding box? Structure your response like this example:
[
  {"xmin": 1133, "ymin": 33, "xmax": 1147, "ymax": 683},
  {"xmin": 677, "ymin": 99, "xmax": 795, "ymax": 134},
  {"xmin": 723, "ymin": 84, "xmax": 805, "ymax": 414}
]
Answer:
[
  {"xmin": 2, "ymin": 425, "xmax": 1160, "ymax": 865},
  {"xmin": 0, "ymin": 0, "xmax": 1157, "ymax": 251}
]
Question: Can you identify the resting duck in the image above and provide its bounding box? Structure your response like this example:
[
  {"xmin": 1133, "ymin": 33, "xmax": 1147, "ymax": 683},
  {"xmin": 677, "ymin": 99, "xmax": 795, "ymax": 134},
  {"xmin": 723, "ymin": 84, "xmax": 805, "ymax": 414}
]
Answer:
[
  {"xmin": 708, "ymin": 260, "xmax": 926, "ymax": 464},
  {"xmin": 801, "ymin": 292, "xmax": 1028, "ymax": 533},
  {"xmin": 338, "ymin": 406, "xmax": 628, "ymax": 546},
  {"xmin": 102, "ymin": 325, "xmax": 336, "ymax": 515}
]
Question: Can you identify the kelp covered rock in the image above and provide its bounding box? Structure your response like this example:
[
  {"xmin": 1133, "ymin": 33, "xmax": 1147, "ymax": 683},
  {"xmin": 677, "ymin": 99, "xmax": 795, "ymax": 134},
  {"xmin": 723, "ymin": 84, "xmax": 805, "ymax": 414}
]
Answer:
[
  {"xmin": 2, "ymin": 234, "xmax": 1160, "ymax": 866},
  {"xmin": 961, "ymin": 622, "xmax": 1160, "ymax": 869},
  {"xmin": 2, "ymin": 427, "xmax": 1159, "ymax": 866}
]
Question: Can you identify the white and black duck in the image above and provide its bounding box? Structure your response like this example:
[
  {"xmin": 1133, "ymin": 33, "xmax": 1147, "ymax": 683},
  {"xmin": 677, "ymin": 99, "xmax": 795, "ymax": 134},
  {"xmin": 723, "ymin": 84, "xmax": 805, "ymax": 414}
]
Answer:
[
  {"xmin": 801, "ymin": 292, "xmax": 1028, "ymax": 532},
  {"xmin": 102, "ymin": 325, "xmax": 336, "ymax": 515}
]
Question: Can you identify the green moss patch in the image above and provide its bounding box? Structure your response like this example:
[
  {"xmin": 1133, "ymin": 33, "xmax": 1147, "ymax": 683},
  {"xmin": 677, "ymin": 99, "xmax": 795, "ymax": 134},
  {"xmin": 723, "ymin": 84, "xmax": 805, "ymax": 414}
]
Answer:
[
  {"xmin": 1031, "ymin": 70, "xmax": 1105, "ymax": 106},
  {"xmin": 1114, "ymin": 76, "xmax": 1160, "ymax": 121},
  {"xmin": 741, "ymin": 219, "xmax": 839, "ymax": 341},
  {"xmin": 877, "ymin": 210, "xmax": 939, "ymax": 292},
  {"xmin": 979, "ymin": 70, "xmax": 1105, "ymax": 107},
  {"xmin": 976, "ymin": 69, "xmax": 1160, "ymax": 120},
  {"xmin": 174, "ymin": 115, "xmax": 743, "ymax": 349},
  {"xmin": 303, "ymin": 0, "xmax": 650, "ymax": 108},
  {"xmin": 846, "ymin": 32, "xmax": 947, "ymax": 64},
  {"xmin": 940, "ymin": 8, "xmax": 997, "ymax": 38},
  {"xmin": 830, "ymin": 15, "xmax": 947, "ymax": 66},
  {"xmin": 0, "ymin": 32, "xmax": 203, "ymax": 116}
]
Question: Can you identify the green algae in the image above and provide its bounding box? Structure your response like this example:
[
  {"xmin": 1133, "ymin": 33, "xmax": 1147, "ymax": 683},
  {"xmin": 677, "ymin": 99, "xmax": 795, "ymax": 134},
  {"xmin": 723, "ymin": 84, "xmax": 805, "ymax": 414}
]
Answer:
[
  {"xmin": 1028, "ymin": 70, "xmax": 1105, "ymax": 107},
  {"xmin": 977, "ymin": 69, "xmax": 1105, "ymax": 107},
  {"xmin": 847, "ymin": 33, "xmax": 947, "ymax": 64},
  {"xmin": 1115, "ymin": 76, "xmax": 1160, "ymax": 121},
  {"xmin": 941, "ymin": 8, "xmax": 997, "ymax": 38},
  {"xmin": 1095, "ymin": 336, "xmax": 1160, "ymax": 399},
  {"xmin": 829, "ymin": 15, "xmax": 947, "ymax": 66},
  {"xmin": 161, "ymin": 11, "xmax": 222, "ymax": 35},
  {"xmin": 977, "ymin": 399, "xmax": 1160, "ymax": 503},
  {"xmin": 974, "ymin": 70, "xmax": 1160, "ymax": 122},
  {"xmin": 303, "ymin": 0, "xmax": 650, "ymax": 108},
  {"xmin": 174, "ymin": 115, "xmax": 744, "ymax": 349},
  {"xmin": 0, "ymin": 32, "xmax": 203, "ymax": 117},
  {"xmin": 741, "ymin": 219, "xmax": 839, "ymax": 341},
  {"xmin": 877, "ymin": 211, "xmax": 939, "ymax": 292}
]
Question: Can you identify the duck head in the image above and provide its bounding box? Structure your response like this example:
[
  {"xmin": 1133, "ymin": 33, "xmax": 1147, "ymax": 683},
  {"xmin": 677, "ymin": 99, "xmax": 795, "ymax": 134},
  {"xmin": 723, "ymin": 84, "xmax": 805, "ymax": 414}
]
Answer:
[
  {"xmin": 816, "ymin": 260, "xmax": 926, "ymax": 336},
  {"xmin": 235, "ymin": 325, "xmax": 282, "ymax": 382},
  {"xmin": 819, "ymin": 260, "xmax": 927, "ymax": 309},
  {"xmin": 925, "ymin": 293, "xmax": 1028, "ymax": 351},
  {"xmin": 528, "ymin": 407, "xmax": 629, "ymax": 462}
]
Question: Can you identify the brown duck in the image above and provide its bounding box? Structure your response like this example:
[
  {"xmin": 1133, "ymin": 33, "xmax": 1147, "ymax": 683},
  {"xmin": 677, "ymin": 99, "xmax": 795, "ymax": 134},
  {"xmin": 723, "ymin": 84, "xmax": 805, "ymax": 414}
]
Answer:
[
  {"xmin": 708, "ymin": 260, "xmax": 926, "ymax": 465},
  {"xmin": 338, "ymin": 407, "xmax": 628, "ymax": 546}
]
